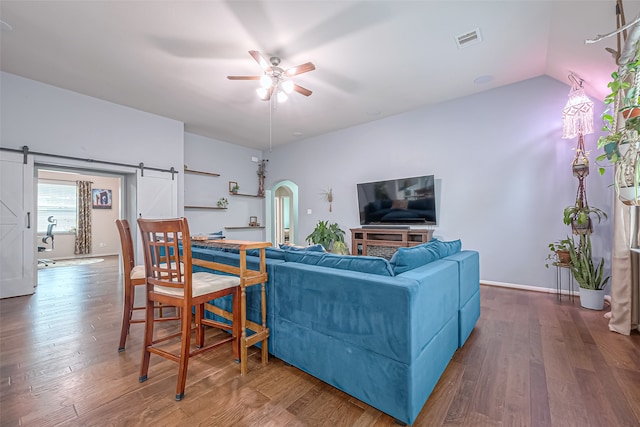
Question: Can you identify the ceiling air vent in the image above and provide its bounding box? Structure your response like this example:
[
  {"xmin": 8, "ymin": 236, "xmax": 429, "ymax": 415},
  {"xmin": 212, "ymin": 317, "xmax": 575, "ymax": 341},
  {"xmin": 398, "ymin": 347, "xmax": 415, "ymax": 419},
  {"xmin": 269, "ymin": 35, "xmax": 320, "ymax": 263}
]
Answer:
[{"xmin": 455, "ymin": 28, "xmax": 482, "ymax": 48}]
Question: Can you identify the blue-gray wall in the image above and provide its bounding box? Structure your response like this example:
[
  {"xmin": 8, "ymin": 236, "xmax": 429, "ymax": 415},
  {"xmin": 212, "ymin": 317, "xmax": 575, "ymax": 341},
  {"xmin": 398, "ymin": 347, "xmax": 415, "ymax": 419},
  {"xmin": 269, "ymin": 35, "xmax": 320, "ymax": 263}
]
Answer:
[{"xmin": 264, "ymin": 76, "xmax": 614, "ymax": 290}]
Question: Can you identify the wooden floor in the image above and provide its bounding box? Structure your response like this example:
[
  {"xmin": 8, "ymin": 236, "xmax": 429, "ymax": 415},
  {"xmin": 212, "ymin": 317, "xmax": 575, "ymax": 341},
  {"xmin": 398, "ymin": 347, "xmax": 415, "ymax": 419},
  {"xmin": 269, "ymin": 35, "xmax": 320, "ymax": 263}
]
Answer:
[{"xmin": 1, "ymin": 256, "xmax": 639, "ymax": 426}]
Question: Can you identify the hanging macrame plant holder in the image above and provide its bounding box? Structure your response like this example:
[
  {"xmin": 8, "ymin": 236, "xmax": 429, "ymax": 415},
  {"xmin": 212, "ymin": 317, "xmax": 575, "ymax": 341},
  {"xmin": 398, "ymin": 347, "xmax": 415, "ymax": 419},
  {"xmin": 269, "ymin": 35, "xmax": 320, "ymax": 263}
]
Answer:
[{"xmin": 616, "ymin": 135, "xmax": 640, "ymax": 205}]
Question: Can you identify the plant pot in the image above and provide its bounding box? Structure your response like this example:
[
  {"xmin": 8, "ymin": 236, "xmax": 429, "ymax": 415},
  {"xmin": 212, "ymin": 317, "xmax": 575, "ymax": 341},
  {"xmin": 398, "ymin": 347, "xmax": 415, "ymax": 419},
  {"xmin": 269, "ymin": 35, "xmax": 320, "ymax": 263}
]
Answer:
[
  {"xmin": 622, "ymin": 107, "xmax": 640, "ymax": 119},
  {"xmin": 618, "ymin": 185, "xmax": 640, "ymax": 206},
  {"xmin": 556, "ymin": 250, "xmax": 571, "ymax": 264},
  {"xmin": 579, "ymin": 287, "xmax": 605, "ymax": 310},
  {"xmin": 571, "ymin": 218, "xmax": 592, "ymax": 235},
  {"xmin": 572, "ymin": 155, "xmax": 590, "ymax": 178}
]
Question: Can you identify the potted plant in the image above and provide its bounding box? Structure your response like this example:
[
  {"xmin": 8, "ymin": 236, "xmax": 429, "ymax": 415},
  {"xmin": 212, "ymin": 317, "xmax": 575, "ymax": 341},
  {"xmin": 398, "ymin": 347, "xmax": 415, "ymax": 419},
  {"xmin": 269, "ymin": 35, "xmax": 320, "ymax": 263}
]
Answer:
[
  {"xmin": 563, "ymin": 202, "xmax": 607, "ymax": 235},
  {"xmin": 216, "ymin": 197, "xmax": 228, "ymax": 208},
  {"xmin": 305, "ymin": 220, "xmax": 346, "ymax": 253},
  {"xmin": 566, "ymin": 234, "xmax": 610, "ymax": 310},
  {"xmin": 545, "ymin": 238, "xmax": 572, "ymax": 268},
  {"xmin": 597, "ymin": 51, "xmax": 640, "ymax": 205},
  {"xmin": 572, "ymin": 149, "xmax": 590, "ymax": 178}
]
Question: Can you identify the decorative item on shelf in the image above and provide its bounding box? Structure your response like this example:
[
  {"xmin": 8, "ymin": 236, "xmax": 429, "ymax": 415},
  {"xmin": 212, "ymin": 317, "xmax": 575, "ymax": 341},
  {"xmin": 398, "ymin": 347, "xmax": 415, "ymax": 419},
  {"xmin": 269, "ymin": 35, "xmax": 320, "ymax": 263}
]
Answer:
[
  {"xmin": 249, "ymin": 216, "xmax": 259, "ymax": 227},
  {"xmin": 545, "ymin": 238, "xmax": 573, "ymax": 268},
  {"xmin": 320, "ymin": 188, "xmax": 333, "ymax": 212},
  {"xmin": 229, "ymin": 181, "xmax": 239, "ymax": 194},
  {"xmin": 257, "ymin": 159, "xmax": 268, "ymax": 197},
  {"xmin": 305, "ymin": 220, "xmax": 347, "ymax": 253},
  {"xmin": 567, "ymin": 233, "xmax": 610, "ymax": 310},
  {"xmin": 216, "ymin": 197, "xmax": 228, "ymax": 208}
]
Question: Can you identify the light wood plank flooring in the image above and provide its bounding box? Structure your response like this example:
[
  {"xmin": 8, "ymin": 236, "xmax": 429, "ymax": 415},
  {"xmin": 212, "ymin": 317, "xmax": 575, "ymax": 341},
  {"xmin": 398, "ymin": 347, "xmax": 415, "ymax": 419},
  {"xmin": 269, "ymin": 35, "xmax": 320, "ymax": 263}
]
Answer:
[{"xmin": 1, "ymin": 256, "xmax": 639, "ymax": 426}]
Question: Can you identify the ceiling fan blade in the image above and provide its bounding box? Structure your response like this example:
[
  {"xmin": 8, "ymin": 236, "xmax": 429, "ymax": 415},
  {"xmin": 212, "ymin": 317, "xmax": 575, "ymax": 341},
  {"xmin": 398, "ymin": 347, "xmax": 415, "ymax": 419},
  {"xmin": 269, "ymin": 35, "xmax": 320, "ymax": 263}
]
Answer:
[
  {"xmin": 285, "ymin": 62, "xmax": 316, "ymax": 77},
  {"xmin": 227, "ymin": 76, "xmax": 261, "ymax": 80},
  {"xmin": 249, "ymin": 50, "xmax": 271, "ymax": 71},
  {"xmin": 293, "ymin": 84, "xmax": 313, "ymax": 97}
]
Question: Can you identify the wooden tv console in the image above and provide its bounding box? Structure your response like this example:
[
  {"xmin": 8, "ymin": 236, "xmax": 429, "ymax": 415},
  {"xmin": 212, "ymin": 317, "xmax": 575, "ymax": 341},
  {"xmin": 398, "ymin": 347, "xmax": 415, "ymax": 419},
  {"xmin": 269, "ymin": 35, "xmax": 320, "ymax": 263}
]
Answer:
[{"xmin": 350, "ymin": 227, "xmax": 434, "ymax": 259}]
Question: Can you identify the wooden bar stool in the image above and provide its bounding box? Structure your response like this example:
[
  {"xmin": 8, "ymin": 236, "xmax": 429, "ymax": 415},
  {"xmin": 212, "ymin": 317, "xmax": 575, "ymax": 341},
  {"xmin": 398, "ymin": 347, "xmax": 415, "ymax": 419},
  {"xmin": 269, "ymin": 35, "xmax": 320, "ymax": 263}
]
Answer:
[
  {"xmin": 116, "ymin": 219, "xmax": 178, "ymax": 352},
  {"xmin": 137, "ymin": 217, "xmax": 241, "ymax": 401}
]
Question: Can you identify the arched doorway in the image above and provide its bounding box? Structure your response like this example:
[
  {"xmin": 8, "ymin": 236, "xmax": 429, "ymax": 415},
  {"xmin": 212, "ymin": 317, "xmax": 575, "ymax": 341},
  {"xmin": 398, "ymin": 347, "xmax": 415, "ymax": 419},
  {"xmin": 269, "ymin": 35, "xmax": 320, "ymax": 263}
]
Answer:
[{"xmin": 267, "ymin": 180, "xmax": 298, "ymax": 246}]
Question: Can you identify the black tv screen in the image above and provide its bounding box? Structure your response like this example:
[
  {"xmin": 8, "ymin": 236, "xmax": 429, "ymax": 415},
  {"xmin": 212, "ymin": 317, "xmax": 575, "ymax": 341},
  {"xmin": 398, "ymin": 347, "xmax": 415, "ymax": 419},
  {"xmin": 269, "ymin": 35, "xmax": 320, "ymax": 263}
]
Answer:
[{"xmin": 357, "ymin": 175, "xmax": 436, "ymax": 225}]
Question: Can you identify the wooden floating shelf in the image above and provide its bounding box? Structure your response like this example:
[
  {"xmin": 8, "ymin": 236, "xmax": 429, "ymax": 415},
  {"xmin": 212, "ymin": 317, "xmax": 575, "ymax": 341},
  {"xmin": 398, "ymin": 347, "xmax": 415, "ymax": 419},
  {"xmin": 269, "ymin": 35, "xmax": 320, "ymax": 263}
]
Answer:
[
  {"xmin": 184, "ymin": 205, "xmax": 227, "ymax": 210},
  {"xmin": 229, "ymin": 192, "xmax": 264, "ymax": 198},
  {"xmin": 184, "ymin": 168, "xmax": 220, "ymax": 177},
  {"xmin": 225, "ymin": 226, "xmax": 266, "ymax": 230}
]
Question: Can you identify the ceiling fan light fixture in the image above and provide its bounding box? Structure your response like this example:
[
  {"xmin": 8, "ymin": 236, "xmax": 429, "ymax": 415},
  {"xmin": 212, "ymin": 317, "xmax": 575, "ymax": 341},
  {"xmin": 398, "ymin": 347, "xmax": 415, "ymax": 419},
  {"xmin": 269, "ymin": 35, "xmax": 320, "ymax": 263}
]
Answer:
[
  {"xmin": 256, "ymin": 87, "xmax": 268, "ymax": 99},
  {"xmin": 277, "ymin": 91, "xmax": 288, "ymax": 103},
  {"xmin": 281, "ymin": 80, "xmax": 294, "ymax": 94},
  {"xmin": 260, "ymin": 75, "xmax": 272, "ymax": 89}
]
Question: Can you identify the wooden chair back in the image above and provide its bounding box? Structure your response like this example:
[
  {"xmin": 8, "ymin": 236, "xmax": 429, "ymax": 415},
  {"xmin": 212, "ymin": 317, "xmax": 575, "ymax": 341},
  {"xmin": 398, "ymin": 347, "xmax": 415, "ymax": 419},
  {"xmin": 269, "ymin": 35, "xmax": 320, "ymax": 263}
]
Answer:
[{"xmin": 136, "ymin": 217, "xmax": 241, "ymax": 401}]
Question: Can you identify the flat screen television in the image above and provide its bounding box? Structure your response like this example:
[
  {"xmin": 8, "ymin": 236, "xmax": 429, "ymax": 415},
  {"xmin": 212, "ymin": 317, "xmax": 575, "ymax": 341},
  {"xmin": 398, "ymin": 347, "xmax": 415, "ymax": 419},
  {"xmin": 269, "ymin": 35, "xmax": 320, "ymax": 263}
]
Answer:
[{"xmin": 357, "ymin": 175, "xmax": 436, "ymax": 226}]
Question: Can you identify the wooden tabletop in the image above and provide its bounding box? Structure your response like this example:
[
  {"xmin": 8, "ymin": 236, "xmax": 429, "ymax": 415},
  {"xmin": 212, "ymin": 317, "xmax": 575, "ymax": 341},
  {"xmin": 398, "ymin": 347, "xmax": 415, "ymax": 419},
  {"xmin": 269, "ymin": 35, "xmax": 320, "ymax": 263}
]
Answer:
[{"xmin": 192, "ymin": 239, "xmax": 271, "ymax": 250}]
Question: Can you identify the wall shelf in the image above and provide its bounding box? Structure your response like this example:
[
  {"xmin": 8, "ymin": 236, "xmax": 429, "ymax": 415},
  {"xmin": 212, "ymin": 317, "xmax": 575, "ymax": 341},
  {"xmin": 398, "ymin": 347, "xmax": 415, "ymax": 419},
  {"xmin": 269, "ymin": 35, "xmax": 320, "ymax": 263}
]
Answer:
[
  {"xmin": 185, "ymin": 205, "xmax": 227, "ymax": 210},
  {"xmin": 229, "ymin": 192, "xmax": 264, "ymax": 198},
  {"xmin": 225, "ymin": 226, "xmax": 266, "ymax": 230},
  {"xmin": 184, "ymin": 167, "xmax": 220, "ymax": 177}
]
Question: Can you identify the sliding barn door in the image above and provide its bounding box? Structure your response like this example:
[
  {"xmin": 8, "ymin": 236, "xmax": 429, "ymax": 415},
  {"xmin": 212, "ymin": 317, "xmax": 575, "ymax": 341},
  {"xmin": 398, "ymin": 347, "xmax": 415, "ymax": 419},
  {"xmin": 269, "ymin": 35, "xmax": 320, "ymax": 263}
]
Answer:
[
  {"xmin": 0, "ymin": 151, "xmax": 35, "ymax": 298},
  {"xmin": 134, "ymin": 169, "xmax": 178, "ymax": 262}
]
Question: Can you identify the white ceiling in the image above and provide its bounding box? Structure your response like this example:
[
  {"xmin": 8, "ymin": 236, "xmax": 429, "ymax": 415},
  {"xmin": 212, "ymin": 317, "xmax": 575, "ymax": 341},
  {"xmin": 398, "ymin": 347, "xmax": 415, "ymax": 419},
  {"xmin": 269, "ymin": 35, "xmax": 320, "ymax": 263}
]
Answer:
[{"xmin": 1, "ymin": 1, "xmax": 638, "ymax": 150}]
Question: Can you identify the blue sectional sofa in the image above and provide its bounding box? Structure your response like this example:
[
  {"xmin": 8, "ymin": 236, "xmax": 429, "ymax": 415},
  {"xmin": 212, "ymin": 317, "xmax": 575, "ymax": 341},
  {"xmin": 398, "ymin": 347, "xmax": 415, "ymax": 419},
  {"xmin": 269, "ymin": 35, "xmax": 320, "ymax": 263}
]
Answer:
[{"xmin": 191, "ymin": 239, "xmax": 480, "ymax": 425}]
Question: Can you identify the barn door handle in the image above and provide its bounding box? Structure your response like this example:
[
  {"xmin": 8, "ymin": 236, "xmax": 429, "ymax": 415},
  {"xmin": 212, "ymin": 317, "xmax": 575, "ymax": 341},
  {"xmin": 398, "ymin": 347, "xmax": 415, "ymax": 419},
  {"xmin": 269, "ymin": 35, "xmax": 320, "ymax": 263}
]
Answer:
[{"xmin": 27, "ymin": 212, "xmax": 31, "ymax": 229}]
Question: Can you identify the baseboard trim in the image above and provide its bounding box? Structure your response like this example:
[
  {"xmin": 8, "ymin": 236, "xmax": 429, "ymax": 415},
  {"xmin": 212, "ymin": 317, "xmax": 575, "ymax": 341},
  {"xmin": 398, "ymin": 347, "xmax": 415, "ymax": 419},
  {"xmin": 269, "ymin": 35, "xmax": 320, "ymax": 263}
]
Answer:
[
  {"xmin": 481, "ymin": 280, "xmax": 578, "ymax": 296},
  {"xmin": 481, "ymin": 281, "xmax": 613, "ymax": 300}
]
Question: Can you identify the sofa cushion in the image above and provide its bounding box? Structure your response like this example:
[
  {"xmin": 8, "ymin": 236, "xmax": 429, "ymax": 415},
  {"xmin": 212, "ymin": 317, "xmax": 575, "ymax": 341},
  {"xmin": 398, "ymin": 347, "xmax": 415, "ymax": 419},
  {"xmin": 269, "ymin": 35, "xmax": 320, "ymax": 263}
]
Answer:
[
  {"xmin": 315, "ymin": 253, "xmax": 394, "ymax": 277},
  {"xmin": 437, "ymin": 239, "xmax": 462, "ymax": 258},
  {"xmin": 246, "ymin": 246, "xmax": 286, "ymax": 260},
  {"xmin": 389, "ymin": 239, "xmax": 462, "ymax": 275},
  {"xmin": 283, "ymin": 250, "xmax": 326, "ymax": 265},
  {"xmin": 284, "ymin": 250, "xmax": 394, "ymax": 276},
  {"xmin": 280, "ymin": 243, "xmax": 325, "ymax": 252},
  {"xmin": 390, "ymin": 239, "xmax": 441, "ymax": 275}
]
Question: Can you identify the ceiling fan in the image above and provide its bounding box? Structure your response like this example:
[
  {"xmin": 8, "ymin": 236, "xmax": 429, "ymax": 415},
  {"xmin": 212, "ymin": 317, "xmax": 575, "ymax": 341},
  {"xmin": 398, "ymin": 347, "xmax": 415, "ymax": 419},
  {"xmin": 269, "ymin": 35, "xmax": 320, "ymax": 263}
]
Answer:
[{"xmin": 227, "ymin": 50, "xmax": 315, "ymax": 102}]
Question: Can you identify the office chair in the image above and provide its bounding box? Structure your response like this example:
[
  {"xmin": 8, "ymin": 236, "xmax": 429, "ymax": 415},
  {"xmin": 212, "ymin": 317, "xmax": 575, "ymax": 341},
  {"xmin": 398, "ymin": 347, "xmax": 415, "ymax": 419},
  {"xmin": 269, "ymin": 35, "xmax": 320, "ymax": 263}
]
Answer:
[{"xmin": 37, "ymin": 216, "xmax": 57, "ymax": 266}]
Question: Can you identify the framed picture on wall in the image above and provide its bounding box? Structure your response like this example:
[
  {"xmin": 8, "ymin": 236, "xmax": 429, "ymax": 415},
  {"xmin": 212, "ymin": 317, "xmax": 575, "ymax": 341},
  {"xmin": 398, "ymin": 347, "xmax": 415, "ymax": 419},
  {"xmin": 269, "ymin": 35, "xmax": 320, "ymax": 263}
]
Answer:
[{"xmin": 92, "ymin": 189, "xmax": 112, "ymax": 209}]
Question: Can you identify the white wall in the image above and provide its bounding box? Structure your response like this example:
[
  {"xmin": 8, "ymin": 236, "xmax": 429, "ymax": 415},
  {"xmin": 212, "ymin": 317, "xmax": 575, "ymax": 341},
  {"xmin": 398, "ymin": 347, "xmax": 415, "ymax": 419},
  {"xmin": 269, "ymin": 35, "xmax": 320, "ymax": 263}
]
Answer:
[
  {"xmin": 183, "ymin": 132, "xmax": 265, "ymax": 239},
  {"xmin": 265, "ymin": 76, "xmax": 614, "ymax": 290},
  {"xmin": 0, "ymin": 71, "xmax": 185, "ymax": 207}
]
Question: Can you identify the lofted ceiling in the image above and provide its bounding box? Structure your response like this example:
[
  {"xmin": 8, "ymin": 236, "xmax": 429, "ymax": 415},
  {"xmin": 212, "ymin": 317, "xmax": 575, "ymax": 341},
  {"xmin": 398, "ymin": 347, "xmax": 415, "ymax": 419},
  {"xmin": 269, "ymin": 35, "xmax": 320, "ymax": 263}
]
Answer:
[{"xmin": 1, "ymin": 1, "xmax": 639, "ymax": 150}]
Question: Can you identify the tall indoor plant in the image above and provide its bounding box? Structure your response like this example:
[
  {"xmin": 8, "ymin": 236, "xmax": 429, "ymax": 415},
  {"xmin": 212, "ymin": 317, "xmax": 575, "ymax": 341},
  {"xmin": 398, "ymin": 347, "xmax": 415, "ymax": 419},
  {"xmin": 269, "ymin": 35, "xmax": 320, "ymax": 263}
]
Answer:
[{"xmin": 567, "ymin": 234, "xmax": 610, "ymax": 310}]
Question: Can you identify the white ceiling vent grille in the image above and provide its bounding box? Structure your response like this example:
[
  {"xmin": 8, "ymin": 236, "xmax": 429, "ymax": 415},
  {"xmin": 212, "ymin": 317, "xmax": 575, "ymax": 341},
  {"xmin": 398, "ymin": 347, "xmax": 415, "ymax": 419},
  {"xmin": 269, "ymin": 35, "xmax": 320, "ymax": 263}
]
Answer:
[{"xmin": 455, "ymin": 28, "xmax": 482, "ymax": 48}]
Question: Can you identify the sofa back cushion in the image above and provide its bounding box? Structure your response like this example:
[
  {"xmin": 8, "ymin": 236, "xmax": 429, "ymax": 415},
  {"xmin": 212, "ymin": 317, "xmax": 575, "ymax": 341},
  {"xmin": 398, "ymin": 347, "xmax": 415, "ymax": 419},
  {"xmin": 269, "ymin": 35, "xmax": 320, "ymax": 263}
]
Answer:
[
  {"xmin": 390, "ymin": 238, "xmax": 462, "ymax": 275},
  {"xmin": 316, "ymin": 253, "xmax": 394, "ymax": 276},
  {"xmin": 284, "ymin": 250, "xmax": 394, "ymax": 276},
  {"xmin": 279, "ymin": 243, "xmax": 325, "ymax": 252}
]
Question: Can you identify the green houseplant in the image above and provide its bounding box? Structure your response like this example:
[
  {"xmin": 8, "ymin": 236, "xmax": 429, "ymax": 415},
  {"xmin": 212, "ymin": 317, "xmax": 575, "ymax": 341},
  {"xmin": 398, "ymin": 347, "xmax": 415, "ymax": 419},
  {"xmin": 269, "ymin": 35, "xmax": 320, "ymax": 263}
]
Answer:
[
  {"xmin": 305, "ymin": 220, "xmax": 347, "ymax": 253},
  {"xmin": 567, "ymin": 234, "xmax": 610, "ymax": 310},
  {"xmin": 597, "ymin": 48, "xmax": 640, "ymax": 205},
  {"xmin": 563, "ymin": 202, "xmax": 607, "ymax": 234},
  {"xmin": 545, "ymin": 238, "xmax": 572, "ymax": 268}
]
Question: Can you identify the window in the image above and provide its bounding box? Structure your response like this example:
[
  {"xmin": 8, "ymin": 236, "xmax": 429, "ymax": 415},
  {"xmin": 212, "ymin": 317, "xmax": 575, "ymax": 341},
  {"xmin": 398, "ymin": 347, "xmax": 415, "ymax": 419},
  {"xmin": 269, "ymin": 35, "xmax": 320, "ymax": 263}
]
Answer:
[{"xmin": 37, "ymin": 181, "xmax": 77, "ymax": 233}]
